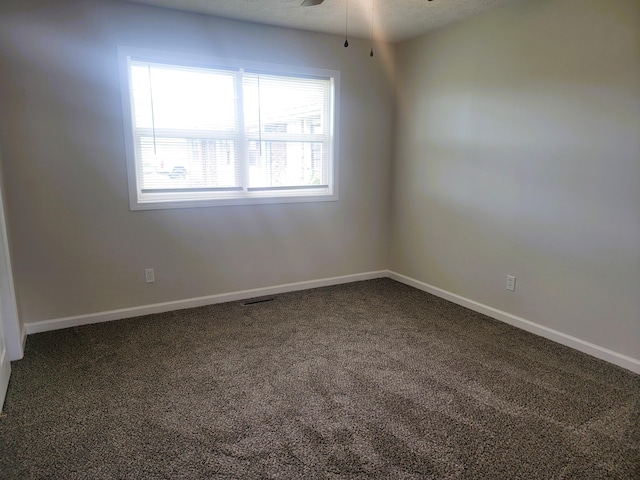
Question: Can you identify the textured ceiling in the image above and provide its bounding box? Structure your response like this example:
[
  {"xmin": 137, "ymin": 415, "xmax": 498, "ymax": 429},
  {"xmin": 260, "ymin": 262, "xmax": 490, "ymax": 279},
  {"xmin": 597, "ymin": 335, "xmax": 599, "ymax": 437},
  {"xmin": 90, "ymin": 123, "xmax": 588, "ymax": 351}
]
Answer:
[{"xmin": 124, "ymin": 0, "xmax": 515, "ymax": 43}]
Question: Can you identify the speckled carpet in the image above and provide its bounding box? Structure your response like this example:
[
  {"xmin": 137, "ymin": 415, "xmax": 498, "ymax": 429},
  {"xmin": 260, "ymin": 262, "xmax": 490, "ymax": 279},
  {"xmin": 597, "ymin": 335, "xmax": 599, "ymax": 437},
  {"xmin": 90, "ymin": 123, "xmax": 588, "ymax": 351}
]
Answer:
[{"xmin": 1, "ymin": 279, "xmax": 639, "ymax": 479}]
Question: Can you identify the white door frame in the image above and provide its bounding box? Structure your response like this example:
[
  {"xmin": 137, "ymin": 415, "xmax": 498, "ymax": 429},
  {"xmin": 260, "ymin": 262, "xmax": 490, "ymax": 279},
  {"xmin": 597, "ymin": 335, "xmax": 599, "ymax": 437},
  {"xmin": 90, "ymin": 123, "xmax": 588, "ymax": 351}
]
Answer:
[
  {"xmin": 0, "ymin": 146, "xmax": 22, "ymax": 362},
  {"xmin": 0, "ymin": 339, "xmax": 9, "ymax": 410},
  {"xmin": 0, "ymin": 198, "xmax": 21, "ymax": 361},
  {"xmin": 0, "ymin": 158, "xmax": 21, "ymax": 409}
]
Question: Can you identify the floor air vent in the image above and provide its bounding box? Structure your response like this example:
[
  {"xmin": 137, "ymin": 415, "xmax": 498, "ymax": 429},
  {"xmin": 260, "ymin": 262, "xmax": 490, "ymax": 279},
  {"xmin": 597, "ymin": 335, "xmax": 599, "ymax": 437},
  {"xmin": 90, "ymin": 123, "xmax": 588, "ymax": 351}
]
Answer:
[{"xmin": 242, "ymin": 298, "xmax": 275, "ymax": 306}]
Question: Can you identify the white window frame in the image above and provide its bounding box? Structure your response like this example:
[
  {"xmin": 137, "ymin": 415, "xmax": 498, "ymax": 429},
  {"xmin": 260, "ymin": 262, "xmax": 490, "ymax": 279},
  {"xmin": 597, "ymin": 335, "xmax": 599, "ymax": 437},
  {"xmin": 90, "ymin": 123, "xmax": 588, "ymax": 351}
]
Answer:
[{"xmin": 117, "ymin": 46, "xmax": 340, "ymax": 210}]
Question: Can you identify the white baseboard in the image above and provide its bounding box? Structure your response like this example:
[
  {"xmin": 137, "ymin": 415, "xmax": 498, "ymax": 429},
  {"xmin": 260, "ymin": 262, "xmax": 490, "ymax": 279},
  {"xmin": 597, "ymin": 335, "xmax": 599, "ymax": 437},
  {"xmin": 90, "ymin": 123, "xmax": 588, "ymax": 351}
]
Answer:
[
  {"xmin": 22, "ymin": 269, "xmax": 640, "ymax": 375},
  {"xmin": 20, "ymin": 325, "xmax": 26, "ymax": 351},
  {"xmin": 24, "ymin": 270, "xmax": 388, "ymax": 335},
  {"xmin": 0, "ymin": 348, "xmax": 10, "ymax": 412},
  {"xmin": 388, "ymin": 271, "xmax": 640, "ymax": 375}
]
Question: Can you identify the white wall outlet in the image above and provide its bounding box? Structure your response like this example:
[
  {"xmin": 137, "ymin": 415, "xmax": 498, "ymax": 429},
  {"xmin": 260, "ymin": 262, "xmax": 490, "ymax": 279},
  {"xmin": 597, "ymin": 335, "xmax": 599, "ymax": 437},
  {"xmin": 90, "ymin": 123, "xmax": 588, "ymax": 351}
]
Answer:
[
  {"xmin": 145, "ymin": 268, "xmax": 155, "ymax": 283},
  {"xmin": 506, "ymin": 275, "xmax": 516, "ymax": 292}
]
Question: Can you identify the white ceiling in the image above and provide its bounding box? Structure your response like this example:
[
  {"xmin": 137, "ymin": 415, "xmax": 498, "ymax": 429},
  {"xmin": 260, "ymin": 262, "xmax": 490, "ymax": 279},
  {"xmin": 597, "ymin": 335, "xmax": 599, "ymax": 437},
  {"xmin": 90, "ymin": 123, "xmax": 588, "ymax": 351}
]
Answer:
[{"xmin": 124, "ymin": 0, "xmax": 514, "ymax": 43}]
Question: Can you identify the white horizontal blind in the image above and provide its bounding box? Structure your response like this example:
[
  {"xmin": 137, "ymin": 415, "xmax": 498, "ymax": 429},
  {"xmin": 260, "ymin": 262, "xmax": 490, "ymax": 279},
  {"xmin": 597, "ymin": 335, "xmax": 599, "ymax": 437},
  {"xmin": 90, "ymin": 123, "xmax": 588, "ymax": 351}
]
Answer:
[
  {"xmin": 130, "ymin": 61, "xmax": 241, "ymax": 192},
  {"xmin": 243, "ymin": 73, "xmax": 330, "ymax": 190},
  {"xmin": 120, "ymin": 48, "xmax": 337, "ymax": 208}
]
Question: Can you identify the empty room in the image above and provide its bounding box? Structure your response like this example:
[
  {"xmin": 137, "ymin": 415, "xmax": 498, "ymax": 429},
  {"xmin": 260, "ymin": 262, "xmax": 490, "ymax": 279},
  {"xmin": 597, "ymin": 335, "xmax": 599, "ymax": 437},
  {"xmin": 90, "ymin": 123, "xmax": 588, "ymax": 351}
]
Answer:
[{"xmin": 0, "ymin": 0, "xmax": 638, "ymax": 477}]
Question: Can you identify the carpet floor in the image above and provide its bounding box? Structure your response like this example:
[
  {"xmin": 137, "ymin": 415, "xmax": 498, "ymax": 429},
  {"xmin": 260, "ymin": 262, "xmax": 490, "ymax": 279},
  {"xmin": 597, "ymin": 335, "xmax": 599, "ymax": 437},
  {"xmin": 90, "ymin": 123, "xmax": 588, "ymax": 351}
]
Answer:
[{"xmin": 1, "ymin": 278, "xmax": 639, "ymax": 479}]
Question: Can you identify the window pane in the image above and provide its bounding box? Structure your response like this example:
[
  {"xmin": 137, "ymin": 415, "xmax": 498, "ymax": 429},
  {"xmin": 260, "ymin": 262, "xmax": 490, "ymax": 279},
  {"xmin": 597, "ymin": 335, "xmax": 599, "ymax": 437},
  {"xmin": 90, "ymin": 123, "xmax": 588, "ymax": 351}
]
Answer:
[
  {"xmin": 243, "ymin": 73, "xmax": 327, "ymax": 136},
  {"xmin": 130, "ymin": 60, "xmax": 241, "ymax": 190},
  {"xmin": 248, "ymin": 141, "xmax": 325, "ymax": 188},
  {"xmin": 138, "ymin": 137, "xmax": 238, "ymax": 190},
  {"xmin": 130, "ymin": 61, "xmax": 237, "ymax": 131}
]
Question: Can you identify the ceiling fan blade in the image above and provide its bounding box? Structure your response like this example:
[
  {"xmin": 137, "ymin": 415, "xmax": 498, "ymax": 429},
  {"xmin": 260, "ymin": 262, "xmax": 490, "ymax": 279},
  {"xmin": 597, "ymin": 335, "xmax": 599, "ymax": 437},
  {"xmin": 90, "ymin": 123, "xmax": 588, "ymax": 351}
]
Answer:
[{"xmin": 301, "ymin": 0, "xmax": 324, "ymax": 6}]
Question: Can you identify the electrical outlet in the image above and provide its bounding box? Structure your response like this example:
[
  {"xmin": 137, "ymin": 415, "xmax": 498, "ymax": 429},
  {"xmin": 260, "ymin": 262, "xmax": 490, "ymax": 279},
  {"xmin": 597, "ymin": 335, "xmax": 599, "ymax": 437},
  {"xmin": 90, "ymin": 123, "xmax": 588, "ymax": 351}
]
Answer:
[
  {"xmin": 506, "ymin": 275, "xmax": 516, "ymax": 292},
  {"xmin": 145, "ymin": 268, "xmax": 155, "ymax": 283}
]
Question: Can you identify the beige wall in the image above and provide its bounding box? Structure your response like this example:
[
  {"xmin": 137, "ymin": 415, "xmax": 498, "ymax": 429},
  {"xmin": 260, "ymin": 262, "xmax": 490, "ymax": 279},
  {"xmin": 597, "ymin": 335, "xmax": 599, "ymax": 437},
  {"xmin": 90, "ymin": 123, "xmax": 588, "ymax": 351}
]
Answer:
[
  {"xmin": 1, "ymin": 0, "xmax": 638, "ymax": 364},
  {"xmin": 0, "ymin": 0, "xmax": 393, "ymax": 324},
  {"xmin": 391, "ymin": 0, "xmax": 640, "ymax": 359}
]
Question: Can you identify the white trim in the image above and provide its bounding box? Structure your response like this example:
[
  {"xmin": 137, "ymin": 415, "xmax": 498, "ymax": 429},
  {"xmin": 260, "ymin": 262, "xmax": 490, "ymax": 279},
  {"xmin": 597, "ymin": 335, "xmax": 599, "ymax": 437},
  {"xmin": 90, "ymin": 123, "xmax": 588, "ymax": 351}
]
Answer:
[
  {"xmin": 117, "ymin": 45, "xmax": 340, "ymax": 211},
  {"xmin": 0, "ymin": 347, "xmax": 9, "ymax": 412},
  {"xmin": 22, "ymin": 269, "xmax": 640, "ymax": 376},
  {"xmin": 388, "ymin": 271, "xmax": 640, "ymax": 375},
  {"xmin": 20, "ymin": 324, "xmax": 26, "ymax": 351},
  {"xmin": 0, "ymin": 163, "xmax": 23, "ymax": 361},
  {"xmin": 25, "ymin": 271, "xmax": 387, "ymax": 335}
]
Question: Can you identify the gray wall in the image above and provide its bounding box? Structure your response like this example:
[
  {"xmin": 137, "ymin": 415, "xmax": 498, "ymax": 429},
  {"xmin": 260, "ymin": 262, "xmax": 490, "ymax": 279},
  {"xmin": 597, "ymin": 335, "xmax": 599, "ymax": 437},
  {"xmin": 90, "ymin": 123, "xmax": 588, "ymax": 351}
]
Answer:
[
  {"xmin": 391, "ymin": 0, "xmax": 640, "ymax": 360},
  {"xmin": 0, "ymin": 0, "xmax": 394, "ymax": 325}
]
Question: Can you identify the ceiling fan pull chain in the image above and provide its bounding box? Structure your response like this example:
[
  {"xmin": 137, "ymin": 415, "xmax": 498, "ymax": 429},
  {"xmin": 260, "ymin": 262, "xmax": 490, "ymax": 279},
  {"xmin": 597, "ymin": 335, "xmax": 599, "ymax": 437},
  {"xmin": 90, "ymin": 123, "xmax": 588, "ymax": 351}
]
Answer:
[
  {"xmin": 344, "ymin": 0, "xmax": 349, "ymax": 47},
  {"xmin": 370, "ymin": 0, "xmax": 374, "ymax": 57}
]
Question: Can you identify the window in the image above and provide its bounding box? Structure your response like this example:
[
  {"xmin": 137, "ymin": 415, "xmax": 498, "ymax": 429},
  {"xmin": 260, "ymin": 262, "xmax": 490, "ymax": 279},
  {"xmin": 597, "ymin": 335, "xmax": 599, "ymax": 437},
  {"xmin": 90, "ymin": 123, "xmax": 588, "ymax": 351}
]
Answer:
[{"xmin": 118, "ymin": 47, "xmax": 339, "ymax": 209}]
